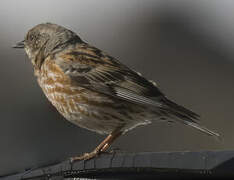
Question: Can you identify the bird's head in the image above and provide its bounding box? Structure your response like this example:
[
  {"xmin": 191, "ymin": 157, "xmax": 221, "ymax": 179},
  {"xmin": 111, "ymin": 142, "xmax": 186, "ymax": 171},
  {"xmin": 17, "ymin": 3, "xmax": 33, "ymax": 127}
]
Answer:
[{"xmin": 13, "ymin": 23, "xmax": 82, "ymax": 68}]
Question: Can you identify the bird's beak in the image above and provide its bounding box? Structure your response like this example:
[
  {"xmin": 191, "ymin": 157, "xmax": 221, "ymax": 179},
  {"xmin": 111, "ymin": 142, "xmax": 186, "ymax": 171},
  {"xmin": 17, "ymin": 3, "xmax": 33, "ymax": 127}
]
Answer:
[{"xmin": 12, "ymin": 40, "xmax": 25, "ymax": 48}]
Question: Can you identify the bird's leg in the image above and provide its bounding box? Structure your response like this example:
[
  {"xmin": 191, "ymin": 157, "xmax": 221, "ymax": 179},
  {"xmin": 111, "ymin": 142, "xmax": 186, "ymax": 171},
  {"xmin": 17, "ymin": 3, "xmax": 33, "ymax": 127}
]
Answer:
[
  {"xmin": 99, "ymin": 129, "xmax": 122, "ymax": 152},
  {"xmin": 70, "ymin": 128, "xmax": 122, "ymax": 162}
]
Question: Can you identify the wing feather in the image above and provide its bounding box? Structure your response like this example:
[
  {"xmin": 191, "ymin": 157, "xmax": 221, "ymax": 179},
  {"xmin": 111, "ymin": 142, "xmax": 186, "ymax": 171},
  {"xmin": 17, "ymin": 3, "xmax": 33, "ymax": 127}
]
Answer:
[{"xmin": 56, "ymin": 43, "xmax": 164, "ymax": 107}]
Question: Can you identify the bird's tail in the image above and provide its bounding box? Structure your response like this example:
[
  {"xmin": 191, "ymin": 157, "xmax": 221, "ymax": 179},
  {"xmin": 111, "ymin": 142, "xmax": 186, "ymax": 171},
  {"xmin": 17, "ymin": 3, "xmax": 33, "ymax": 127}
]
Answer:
[{"xmin": 161, "ymin": 97, "xmax": 221, "ymax": 140}]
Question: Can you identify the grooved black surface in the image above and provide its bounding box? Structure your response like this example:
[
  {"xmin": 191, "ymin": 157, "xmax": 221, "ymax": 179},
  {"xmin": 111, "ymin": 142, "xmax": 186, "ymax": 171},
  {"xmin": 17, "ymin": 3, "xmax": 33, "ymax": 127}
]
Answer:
[{"xmin": 2, "ymin": 151, "xmax": 234, "ymax": 179}]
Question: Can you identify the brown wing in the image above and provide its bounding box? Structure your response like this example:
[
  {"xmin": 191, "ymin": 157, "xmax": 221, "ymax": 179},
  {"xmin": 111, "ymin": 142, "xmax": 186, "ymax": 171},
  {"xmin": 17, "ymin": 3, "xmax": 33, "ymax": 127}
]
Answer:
[
  {"xmin": 55, "ymin": 42, "xmax": 218, "ymax": 133},
  {"xmin": 55, "ymin": 42, "xmax": 164, "ymax": 108}
]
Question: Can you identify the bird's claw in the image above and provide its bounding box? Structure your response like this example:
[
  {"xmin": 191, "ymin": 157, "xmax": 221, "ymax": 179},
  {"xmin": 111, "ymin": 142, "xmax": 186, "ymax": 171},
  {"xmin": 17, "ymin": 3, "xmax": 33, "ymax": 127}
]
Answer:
[{"xmin": 70, "ymin": 151, "xmax": 99, "ymax": 163}]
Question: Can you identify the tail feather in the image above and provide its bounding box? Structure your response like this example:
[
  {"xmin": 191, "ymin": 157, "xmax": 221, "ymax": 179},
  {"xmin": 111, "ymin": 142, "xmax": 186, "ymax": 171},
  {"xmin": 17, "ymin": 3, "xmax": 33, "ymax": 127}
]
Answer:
[
  {"xmin": 162, "ymin": 98, "xmax": 200, "ymax": 122},
  {"xmin": 184, "ymin": 121, "xmax": 221, "ymax": 140},
  {"xmin": 161, "ymin": 97, "xmax": 220, "ymax": 139}
]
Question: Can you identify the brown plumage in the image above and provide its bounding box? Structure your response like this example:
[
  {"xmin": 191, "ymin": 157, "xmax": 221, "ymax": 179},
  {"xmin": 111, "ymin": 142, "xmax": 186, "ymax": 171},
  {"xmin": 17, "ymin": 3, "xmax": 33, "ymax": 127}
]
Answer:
[{"xmin": 13, "ymin": 23, "xmax": 220, "ymax": 161}]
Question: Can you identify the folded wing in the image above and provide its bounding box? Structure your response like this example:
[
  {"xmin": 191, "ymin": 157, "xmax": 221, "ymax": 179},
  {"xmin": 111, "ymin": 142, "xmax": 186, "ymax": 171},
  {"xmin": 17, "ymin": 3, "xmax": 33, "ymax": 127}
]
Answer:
[{"xmin": 56, "ymin": 43, "xmax": 164, "ymax": 108}]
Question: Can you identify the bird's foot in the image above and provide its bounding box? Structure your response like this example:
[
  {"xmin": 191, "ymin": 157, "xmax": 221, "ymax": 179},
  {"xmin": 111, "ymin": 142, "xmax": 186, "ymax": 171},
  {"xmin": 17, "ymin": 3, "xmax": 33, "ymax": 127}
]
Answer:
[
  {"xmin": 103, "ymin": 147, "xmax": 124, "ymax": 154},
  {"xmin": 70, "ymin": 150, "xmax": 99, "ymax": 163}
]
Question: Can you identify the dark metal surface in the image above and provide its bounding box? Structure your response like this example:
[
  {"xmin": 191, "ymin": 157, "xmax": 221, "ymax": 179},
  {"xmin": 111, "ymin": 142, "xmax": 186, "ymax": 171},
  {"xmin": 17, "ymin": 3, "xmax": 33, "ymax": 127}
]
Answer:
[{"xmin": 2, "ymin": 150, "xmax": 234, "ymax": 179}]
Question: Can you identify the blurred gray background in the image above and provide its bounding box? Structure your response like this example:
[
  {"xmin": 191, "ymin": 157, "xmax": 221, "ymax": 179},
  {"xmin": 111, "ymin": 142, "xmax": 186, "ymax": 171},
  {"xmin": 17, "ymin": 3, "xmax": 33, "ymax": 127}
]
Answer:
[{"xmin": 1, "ymin": 0, "xmax": 234, "ymax": 176}]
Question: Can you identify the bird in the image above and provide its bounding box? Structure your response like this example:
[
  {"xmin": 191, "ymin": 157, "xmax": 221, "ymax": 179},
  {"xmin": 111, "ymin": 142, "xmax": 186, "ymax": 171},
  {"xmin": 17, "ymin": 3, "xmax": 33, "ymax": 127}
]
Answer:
[{"xmin": 13, "ymin": 23, "xmax": 220, "ymax": 161}]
